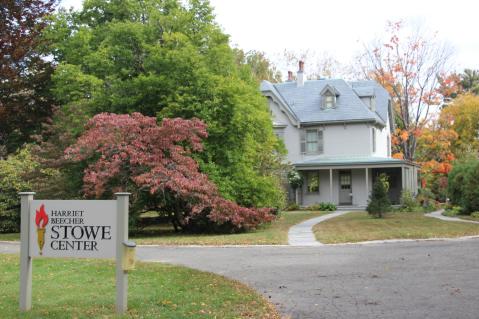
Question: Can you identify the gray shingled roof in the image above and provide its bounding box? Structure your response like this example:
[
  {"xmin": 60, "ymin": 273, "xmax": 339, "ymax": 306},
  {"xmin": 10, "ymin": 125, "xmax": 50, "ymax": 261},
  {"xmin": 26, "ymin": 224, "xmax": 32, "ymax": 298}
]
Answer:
[
  {"xmin": 261, "ymin": 79, "xmax": 389, "ymax": 126},
  {"xmin": 349, "ymin": 80, "xmax": 391, "ymax": 124}
]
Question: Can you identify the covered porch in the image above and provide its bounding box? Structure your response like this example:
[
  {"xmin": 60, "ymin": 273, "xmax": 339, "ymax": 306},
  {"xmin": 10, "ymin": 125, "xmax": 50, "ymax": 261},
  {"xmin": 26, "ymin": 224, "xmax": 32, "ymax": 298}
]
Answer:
[{"xmin": 294, "ymin": 157, "xmax": 419, "ymax": 207}]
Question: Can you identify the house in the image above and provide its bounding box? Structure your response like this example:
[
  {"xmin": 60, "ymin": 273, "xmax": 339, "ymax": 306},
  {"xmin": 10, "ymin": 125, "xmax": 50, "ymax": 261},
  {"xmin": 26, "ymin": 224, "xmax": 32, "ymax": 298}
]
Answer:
[{"xmin": 260, "ymin": 61, "xmax": 419, "ymax": 207}]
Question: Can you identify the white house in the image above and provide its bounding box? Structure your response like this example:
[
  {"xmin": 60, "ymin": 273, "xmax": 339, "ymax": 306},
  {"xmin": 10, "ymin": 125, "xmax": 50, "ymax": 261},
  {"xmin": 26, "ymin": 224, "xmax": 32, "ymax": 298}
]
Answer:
[{"xmin": 260, "ymin": 61, "xmax": 419, "ymax": 207}]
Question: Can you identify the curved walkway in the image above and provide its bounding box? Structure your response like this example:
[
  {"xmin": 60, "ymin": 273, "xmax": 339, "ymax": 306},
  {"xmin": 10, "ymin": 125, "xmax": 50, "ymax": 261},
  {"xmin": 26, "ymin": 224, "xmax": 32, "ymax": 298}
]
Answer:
[
  {"xmin": 288, "ymin": 210, "xmax": 350, "ymax": 246},
  {"xmin": 426, "ymin": 209, "xmax": 479, "ymax": 224}
]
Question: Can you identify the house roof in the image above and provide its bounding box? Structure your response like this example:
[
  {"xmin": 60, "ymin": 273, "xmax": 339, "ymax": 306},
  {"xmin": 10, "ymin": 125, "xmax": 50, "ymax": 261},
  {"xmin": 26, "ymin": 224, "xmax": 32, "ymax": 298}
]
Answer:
[
  {"xmin": 261, "ymin": 79, "xmax": 389, "ymax": 127},
  {"xmin": 294, "ymin": 156, "xmax": 417, "ymax": 168},
  {"xmin": 349, "ymin": 80, "xmax": 391, "ymax": 124}
]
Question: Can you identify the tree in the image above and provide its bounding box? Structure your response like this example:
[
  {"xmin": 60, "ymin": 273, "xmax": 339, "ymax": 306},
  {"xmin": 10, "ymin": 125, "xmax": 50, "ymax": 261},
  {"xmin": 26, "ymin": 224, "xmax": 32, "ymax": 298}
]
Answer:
[
  {"xmin": 275, "ymin": 49, "xmax": 349, "ymax": 80},
  {"xmin": 65, "ymin": 113, "xmax": 274, "ymax": 232},
  {"xmin": 461, "ymin": 69, "xmax": 479, "ymax": 95},
  {"xmin": 415, "ymin": 119, "xmax": 458, "ymax": 201},
  {"xmin": 47, "ymin": 0, "xmax": 284, "ymax": 209},
  {"xmin": 0, "ymin": 0, "xmax": 57, "ymax": 155},
  {"xmin": 440, "ymin": 94, "xmax": 479, "ymax": 156},
  {"xmin": 358, "ymin": 21, "xmax": 453, "ymax": 160},
  {"xmin": 234, "ymin": 49, "xmax": 282, "ymax": 83},
  {"xmin": 0, "ymin": 146, "xmax": 57, "ymax": 233},
  {"xmin": 367, "ymin": 174, "xmax": 391, "ymax": 218},
  {"xmin": 448, "ymin": 159, "xmax": 479, "ymax": 214}
]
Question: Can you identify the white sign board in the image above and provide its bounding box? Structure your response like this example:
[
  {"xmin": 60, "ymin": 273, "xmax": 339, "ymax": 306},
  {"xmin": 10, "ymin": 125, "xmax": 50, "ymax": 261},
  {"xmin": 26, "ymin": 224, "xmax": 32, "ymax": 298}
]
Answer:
[{"xmin": 29, "ymin": 200, "xmax": 116, "ymax": 259}]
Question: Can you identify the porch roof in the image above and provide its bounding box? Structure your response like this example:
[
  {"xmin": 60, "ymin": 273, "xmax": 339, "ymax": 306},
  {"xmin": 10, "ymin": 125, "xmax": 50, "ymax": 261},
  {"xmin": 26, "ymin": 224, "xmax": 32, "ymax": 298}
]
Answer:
[{"xmin": 294, "ymin": 156, "xmax": 417, "ymax": 169}]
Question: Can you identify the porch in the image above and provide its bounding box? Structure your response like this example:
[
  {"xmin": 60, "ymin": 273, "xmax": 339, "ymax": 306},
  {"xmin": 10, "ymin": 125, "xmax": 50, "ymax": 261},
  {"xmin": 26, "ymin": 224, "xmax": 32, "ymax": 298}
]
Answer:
[{"xmin": 293, "ymin": 157, "xmax": 419, "ymax": 207}]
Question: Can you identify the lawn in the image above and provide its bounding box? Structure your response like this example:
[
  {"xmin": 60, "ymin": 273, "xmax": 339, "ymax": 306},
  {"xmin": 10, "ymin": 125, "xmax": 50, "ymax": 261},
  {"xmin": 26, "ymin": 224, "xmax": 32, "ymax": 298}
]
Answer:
[
  {"xmin": 0, "ymin": 254, "xmax": 279, "ymax": 319},
  {"xmin": 0, "ymin": 211, "xmax": 328, "ymax": 245},
  {"xmin": 133, "ymin": 211, "xmax": 327, "ymax": 245},
  {"xmin": 314, "ymin": 211, "xmax": 479, "ymax": 244}
]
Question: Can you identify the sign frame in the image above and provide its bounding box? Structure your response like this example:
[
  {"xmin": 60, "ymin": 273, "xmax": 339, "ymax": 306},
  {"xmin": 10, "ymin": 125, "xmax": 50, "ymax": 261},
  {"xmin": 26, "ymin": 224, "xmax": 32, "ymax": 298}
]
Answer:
[{"xmin": 18, "ymin": 192, "xmax": 132, "ymax": 314}]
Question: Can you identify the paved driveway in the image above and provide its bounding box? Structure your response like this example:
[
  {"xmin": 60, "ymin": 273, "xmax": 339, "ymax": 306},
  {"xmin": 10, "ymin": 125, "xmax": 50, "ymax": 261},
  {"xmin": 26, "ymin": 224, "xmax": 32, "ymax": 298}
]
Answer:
[
  {"xmin": 2, "ymin": 239, "xmax": 479, "ymax": 318},
  {"xmin": 138, "ymin": 240, "xmax": 479, "ymax": 319}
]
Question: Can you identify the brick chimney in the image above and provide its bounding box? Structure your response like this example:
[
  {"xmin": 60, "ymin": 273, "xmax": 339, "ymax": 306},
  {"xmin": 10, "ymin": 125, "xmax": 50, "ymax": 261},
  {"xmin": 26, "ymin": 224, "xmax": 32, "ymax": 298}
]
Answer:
[
  {"xmin": 297, "ymin": 60, "xmax": 304, "ymax": 87},
  {"xmin": 287, "ymin": 71, "xmax": 293, "ymax": 81}
]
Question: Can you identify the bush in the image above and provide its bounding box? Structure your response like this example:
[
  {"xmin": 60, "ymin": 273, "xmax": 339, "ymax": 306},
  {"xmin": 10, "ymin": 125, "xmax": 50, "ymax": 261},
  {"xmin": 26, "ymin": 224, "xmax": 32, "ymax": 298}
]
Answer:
[
  {"xmin": 0, "ymin": 147, "xmax": 38, "ymax": 233},
  {"xmin": 448, "ymin": 159, "xmax": 479, "ymax": 214},
  {"xmin": 471, "ymin": 212, "xmax": 479, "ymax": 219},
  {"xmin": 305, "ymin": 202, "xmax": 337, "ymax": 211},
  {"xmin": 416, "ymin": 188, "xmax": 435, "ymax": 207},
  {"xmin": 287, "ymin": 170, "xmax": 303, "ymax": 190},
  {"xmin": 285, "ymin": 203, "xmax": 300, "ymax": 211},
  {"xmin": 367, "ymin": 173, "xmax": 391, "ymax": 218},
  {"xmin": 399, "ymin": 190, "xmax": 420, "ymax": 212},
  {"xmin": 443, "ymin": 206, "xmax": 463, "ymax": 217},
  {"xmin": 65, "ymin": 113, "xmax": 275, "ymax": 233}
]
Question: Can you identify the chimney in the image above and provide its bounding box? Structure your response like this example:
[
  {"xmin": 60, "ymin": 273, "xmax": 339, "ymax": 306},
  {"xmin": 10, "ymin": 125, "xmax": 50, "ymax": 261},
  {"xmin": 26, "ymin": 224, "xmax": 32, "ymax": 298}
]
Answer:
[
  {"xmin": 287, "ymin": 71, "xmax": 293, "ymax": 81},
  {"xmin": 297, "ymin": 60, "xmax": 304, "ymax": 87}
]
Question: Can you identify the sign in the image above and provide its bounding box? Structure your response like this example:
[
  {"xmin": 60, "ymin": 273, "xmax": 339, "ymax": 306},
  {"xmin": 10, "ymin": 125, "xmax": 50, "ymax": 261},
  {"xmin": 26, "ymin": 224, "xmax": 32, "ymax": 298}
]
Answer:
[
  {"xmin": 29, "ymin": 200, "xmax": 116, "ymax": 259},
  {"xmin": 19, "ymin": 192, "xmax": 132, "ymax": 314}
]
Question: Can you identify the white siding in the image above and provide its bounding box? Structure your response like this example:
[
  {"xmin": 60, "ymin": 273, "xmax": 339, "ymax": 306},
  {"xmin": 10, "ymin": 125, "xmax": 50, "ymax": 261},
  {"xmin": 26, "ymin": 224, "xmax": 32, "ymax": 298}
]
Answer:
[{"xmin": 267, "ymin": 96, "xmax": 393, "ymax": 162}]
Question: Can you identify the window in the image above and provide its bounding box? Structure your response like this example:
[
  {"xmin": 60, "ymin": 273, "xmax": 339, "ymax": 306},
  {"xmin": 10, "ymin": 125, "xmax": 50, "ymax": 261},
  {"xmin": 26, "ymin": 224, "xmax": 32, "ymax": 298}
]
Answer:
[
  {"xmin": 372, "ymin": 128, "xmax": 376, "ymax": 153},
  {"xmin": 340, "ymin": 173, "xmax": 351, "ymax": 190},
  {"xmin": 307, "ymin": 171, "xmax": 320, "ymax": 193},
  {"xmin": 324, "ymin": 93, "xmax": 335, "ymax": 108},
  {"xmin": 301, "ymin": 129, "xmax": 324, "ymax": 154}
]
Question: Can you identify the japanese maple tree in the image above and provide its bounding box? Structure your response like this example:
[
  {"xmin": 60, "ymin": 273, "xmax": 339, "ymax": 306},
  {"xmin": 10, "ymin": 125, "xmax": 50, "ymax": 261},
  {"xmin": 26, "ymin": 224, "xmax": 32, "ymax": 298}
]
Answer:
[{"xmin": 65, "ymin": 113, "xmax": 274, "ymax": 232}]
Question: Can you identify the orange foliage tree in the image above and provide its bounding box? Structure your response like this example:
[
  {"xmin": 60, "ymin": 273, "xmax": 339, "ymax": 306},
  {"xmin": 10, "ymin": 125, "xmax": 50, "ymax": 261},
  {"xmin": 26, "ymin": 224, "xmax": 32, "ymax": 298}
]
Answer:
[
  {"xmin": 358, "ymin": 21, "xmax": 454, "ymax": 161},
  {"xmin": 415, "ymin": 118, "xmax": 458, "ymax": 200}
]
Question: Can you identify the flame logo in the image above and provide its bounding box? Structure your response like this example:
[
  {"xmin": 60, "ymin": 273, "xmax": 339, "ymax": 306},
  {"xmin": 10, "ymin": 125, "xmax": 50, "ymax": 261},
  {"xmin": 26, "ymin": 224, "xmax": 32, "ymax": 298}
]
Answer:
[
  {"xmin": 35, "ymin": 204, "xmax": 48, "ymax": 255},
  {"xmin": 35, "ymin": 204, "xmax": 49, "ymax": 228}
]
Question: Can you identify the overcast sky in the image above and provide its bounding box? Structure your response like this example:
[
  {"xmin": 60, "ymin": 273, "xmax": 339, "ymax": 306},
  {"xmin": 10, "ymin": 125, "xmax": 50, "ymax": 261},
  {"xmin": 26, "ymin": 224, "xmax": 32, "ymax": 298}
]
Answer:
[{"xmin": 61, "ymin": 0, "xmax": 479, "ymax": 74}]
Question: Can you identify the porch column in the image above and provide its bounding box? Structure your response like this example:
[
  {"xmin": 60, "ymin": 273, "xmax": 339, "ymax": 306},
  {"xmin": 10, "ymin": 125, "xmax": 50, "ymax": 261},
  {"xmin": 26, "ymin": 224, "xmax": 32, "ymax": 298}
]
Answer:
[
  {"xmin": 365, "ymin": 168, "xmax": 369, "ymax": 197},
  {"xmin": 329, "ymin": 168, "xmax": 333, "ymax": 203},
  {"xmin": 401, "ymin": 166, "xmax": 405, "ymax": 190}
]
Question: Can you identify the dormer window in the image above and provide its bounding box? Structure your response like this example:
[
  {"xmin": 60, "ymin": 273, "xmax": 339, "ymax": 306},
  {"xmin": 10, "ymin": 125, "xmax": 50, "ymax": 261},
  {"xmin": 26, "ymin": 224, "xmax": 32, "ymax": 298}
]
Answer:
[
  {"xmin": 324, "ymin": 92, "xmax": 335, "ymax": 108},
  {"xmin": 320, "ymin": 85, "xmax": 339, "ymax": 109}
]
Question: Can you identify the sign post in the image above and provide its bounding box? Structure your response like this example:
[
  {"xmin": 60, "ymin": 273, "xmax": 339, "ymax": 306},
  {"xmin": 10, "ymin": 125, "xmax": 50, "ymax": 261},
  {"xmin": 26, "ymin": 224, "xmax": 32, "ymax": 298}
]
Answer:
[
  {"xmin": 18, "ymin": 192, "xmax": 134, "ymax": 314},
  {"xmin": 19, "ymin": 192, "xmax": 35, "ymax": 311},
  {"xmin": 115, "ymin": 192, "xmax": 130, "ymax": 314}
]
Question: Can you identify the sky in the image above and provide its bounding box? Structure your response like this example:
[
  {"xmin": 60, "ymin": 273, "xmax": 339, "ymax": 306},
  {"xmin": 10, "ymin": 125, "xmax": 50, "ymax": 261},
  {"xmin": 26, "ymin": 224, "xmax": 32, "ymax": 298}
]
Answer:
[{"xmin": 60, "ymin": 0, "xmax": 479, "ymax": 74}]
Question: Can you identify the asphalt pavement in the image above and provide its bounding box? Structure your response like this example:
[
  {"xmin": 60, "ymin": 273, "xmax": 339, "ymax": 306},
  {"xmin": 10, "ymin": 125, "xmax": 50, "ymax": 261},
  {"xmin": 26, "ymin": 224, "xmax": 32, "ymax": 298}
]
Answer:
[{"xmin": 2, "ymin": 239, "xmax": 479, "ymax": 318}]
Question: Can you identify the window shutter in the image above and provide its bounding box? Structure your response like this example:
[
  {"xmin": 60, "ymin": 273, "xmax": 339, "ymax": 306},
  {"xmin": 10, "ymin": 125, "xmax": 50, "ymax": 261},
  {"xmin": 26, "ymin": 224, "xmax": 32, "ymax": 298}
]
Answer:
[
  {"xmin": 300, "ymin": 130, "xmax": 306, "ymax": 154},
  {"xmin": 317, "ymin": 130, "xmax": 323, "ymax": 154}
]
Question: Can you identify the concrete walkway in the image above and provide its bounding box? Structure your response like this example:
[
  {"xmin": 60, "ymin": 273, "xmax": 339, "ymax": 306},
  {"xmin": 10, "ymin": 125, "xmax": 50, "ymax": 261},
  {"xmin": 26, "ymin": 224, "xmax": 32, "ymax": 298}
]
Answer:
[
  {"xmin": 426, "ymin": 209, "xmax": 479, "ymax": 224},
  {"xmin": 288, "ymin": 210, "xmax": 350, "ymax": 246}
]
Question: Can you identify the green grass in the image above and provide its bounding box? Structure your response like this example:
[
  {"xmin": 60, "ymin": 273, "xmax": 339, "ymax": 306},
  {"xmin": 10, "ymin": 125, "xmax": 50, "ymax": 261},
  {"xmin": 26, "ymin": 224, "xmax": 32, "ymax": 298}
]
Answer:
[
  {"xmin": 0, "ymin": 233, "xmax": 20, "ymax": 241},
  {"xmin": 314, "ymin": 211, "xmax": 479, "ymax": 244},
  {"xmin": 0, "ymin": 254, "xmax": 279, "ymax": 319},
  {"xmin": 133, "ymin": 211, "xmax": 327, "ymax": 245}
]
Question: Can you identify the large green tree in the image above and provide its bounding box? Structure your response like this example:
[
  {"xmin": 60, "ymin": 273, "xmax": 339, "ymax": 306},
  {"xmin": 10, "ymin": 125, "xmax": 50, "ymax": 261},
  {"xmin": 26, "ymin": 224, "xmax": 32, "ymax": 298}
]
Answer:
[{"xmin": 46, "ymin": 0, "xmax": 284, "ymax": 208}]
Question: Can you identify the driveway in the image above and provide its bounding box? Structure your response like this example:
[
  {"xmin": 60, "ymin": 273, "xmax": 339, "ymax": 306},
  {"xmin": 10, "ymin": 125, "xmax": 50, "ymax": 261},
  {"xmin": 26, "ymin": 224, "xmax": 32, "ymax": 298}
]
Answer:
[{"xmin": 2, "ymin": 239, "xmax": 479, "ymax": 318}]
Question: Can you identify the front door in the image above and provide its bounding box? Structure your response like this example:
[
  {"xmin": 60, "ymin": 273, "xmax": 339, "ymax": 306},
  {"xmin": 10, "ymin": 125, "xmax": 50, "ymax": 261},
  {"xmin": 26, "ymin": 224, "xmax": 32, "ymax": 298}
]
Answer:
[{"xmin": 339, "ymin": 171, "xmax": 352, "ymax": 205}]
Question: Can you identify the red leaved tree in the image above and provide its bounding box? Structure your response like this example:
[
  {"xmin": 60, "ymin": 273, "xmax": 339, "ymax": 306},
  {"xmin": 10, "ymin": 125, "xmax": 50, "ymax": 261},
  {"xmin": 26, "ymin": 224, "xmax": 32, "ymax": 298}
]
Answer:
[
  {"xmin": 65, "ymin": 113, "xmax": 274, "ymax": 233},
  {"xmin": 0, "ymin": 0, "xmax": 57, "ymax": 155}
]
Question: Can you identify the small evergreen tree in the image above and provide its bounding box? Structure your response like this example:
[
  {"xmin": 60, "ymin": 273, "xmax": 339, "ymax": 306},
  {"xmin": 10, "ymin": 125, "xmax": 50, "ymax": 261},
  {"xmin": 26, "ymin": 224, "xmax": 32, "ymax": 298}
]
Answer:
[{"xmin": 367, "ymin": 173, "xmax": 391, "ymax": 218}]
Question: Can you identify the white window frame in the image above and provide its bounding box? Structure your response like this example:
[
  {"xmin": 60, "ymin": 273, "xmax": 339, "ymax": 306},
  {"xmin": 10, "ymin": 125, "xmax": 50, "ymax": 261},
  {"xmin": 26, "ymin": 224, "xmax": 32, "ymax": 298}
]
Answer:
[{"xmin": 300, "ymin": 128, "xmax": 324, "ymax": 155}]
